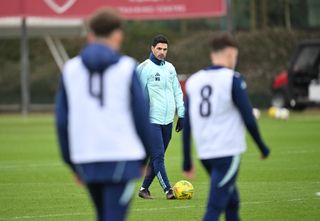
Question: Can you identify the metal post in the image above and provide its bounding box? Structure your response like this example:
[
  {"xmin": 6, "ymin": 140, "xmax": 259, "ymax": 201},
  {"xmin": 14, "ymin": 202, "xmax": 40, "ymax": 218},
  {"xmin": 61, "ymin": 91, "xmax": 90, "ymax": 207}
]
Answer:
[
  {"xmin": 284, "ymin": 0, "xmax": 292, "ymax": 31},
  {"xmin": 20, "ymin": 17, "xmax": 30, "ymax": 115},
  {"xmin": 44, "ymin": 36, "xmax": 69, "ymax": 72},
  {"xmin": 44, "ymin": 35, "xmax": 65, "ymax": 71},
  {"xmin": 250, "ymin": 0, "xmax": 257, "ymax": 30},
  {"xmin": 226, "ymin": 0, "xmax": 234, "ymax": 32},
  {"xmin": 54, "ymin": 38, "xmax": 69, "ymax": 62},
  {"xmin": 261, "ymin": 0, "xmax": 268, "ymax": 29}
]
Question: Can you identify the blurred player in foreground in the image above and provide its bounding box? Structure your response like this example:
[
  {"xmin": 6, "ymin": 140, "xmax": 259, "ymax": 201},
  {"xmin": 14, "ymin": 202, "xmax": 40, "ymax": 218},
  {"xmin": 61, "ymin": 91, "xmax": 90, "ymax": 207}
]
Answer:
[
  {"xmin": 182, "ymin": 33, "xmax": 270, "ymax": 221},
  {"xmin": 55, "ymin": 8, "xmax": 151, "ymax": 221},
  {"xmin": 136, "ymin": 35, "xmax": 185, "ymax": 199}
]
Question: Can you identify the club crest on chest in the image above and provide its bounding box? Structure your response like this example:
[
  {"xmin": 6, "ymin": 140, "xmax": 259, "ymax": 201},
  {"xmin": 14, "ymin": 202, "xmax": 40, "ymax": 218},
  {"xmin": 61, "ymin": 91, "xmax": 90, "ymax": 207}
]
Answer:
[{"xmin": 155, "ymin": 73, "xmax": 160, "ymax": 81}]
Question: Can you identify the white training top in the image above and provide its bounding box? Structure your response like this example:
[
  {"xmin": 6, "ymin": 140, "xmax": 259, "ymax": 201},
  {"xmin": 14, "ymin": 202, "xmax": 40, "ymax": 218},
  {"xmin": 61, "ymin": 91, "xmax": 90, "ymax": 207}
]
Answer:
[
  {"xmin": 186, "ymin": 67, "xmax": 246, "ymax": 159},
  {"xmin": 62, "ymin": 56, "xmax": 146, "ymax": 164}
]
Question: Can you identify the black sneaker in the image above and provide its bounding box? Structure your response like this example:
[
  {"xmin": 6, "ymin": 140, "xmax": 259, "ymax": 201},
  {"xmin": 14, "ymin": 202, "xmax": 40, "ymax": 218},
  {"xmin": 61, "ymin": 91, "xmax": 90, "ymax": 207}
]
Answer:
[
  {"xmin": 166, "ymin": 189, "xmax": 176, "ymax": 200},
  {"xmin": 138, "ymin": 189, "xmax": 153, "ymax": 199}
]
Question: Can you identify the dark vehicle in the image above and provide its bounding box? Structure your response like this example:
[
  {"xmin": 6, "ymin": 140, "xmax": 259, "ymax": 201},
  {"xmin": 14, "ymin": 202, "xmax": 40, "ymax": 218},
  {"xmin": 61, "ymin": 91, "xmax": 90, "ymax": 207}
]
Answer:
[{"xmin": 272, "ymin": 40, "xmax": 320, "ymax": 110}]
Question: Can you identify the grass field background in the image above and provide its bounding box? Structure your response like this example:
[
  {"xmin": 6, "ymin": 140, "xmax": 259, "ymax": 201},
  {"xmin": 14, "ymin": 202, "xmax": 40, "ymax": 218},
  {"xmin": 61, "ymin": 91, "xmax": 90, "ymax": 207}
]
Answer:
[{"xmin": 0, "ymin": 111, "xmax": 320, "ymax": 221}]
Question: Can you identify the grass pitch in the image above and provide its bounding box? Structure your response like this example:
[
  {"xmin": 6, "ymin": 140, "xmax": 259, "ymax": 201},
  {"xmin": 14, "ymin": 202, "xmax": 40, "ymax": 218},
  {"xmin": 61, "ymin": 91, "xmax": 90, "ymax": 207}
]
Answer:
[{"xmin": 0, "ymin": 111, "xmax": 320, "ymax": 221}]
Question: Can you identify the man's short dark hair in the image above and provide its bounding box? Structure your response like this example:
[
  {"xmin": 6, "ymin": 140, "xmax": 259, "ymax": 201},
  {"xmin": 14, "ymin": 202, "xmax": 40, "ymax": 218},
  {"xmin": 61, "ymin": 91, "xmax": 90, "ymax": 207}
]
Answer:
[
  {"xmin": 152, "ymin": 35, "xmax": 169, "ymax": 47},
  {"xmin": 88, "ymin": 8, "xmax": 123, "ymax": 37},
  {"xmin": 210, "ymin": 33, "xmax": 238, "ymax": 52}
]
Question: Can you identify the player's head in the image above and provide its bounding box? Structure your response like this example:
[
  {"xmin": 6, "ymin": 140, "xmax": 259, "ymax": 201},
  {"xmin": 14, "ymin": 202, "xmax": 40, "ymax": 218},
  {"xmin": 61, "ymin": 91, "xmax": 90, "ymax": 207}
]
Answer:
[
  {"xmin": 87, "ymin": 8, "xmax": 124, "ymax": 51},
  {"xmin": 151, "ymin": 35, "xmax": 169, "ymax": 61},
  {"xmin": 209, "ymin": 33, "xmax": 239, "ymax": 69}
]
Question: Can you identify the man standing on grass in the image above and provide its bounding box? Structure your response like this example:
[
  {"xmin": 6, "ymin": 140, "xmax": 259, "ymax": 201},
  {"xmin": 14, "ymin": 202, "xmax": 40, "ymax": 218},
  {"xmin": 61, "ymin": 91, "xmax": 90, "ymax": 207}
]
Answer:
[
  {"xmin": 137, "ymin": 35, "xmax": 185, "ymax": 199},
  {"xmin": 182, "ymin": 33, "xmax": 270, "ymax": 221},
  {"xmin": 55, "ymin": 8, "xmax": 151, "ymax": 221}
]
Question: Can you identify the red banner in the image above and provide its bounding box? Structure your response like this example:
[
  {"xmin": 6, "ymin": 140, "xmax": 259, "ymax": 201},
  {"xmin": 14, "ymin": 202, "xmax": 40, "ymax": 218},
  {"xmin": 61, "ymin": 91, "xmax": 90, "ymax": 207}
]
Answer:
[{"xmin": 0, "ymin": 0, "xmax": 226, "ymax": 20}]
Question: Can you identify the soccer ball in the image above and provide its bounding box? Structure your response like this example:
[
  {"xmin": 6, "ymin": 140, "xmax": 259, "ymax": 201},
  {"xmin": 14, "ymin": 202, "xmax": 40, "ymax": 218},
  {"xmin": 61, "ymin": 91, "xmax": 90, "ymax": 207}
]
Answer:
[
  {"xmin": 268, "ymin": 106, "xmax": 290, "ymax": 120},
  {"xmin": 268, "ymin": 106, "xmax": 279, "ymax": 118},
  {"xmin": 278, "ymin": 108, "xmax": 290, "ymax": 120},
  {"xmin": 173, "ymin": 180, "xmax": 194, "ymax": 200}
]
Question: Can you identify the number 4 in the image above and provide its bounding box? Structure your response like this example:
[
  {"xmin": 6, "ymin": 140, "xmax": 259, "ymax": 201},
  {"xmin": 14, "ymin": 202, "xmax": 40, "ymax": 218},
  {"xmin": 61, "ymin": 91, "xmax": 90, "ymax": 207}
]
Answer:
[{"xmin": 88, "ymin": 73, "xmax": 104, "ymax": 106}]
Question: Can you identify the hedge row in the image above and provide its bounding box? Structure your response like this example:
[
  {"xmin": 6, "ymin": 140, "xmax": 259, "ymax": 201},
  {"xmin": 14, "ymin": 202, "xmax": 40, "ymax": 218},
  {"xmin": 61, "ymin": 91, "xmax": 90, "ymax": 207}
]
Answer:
[{"xmin": 0, "ymin": 28, "xmax": 320, "ymax": 107}]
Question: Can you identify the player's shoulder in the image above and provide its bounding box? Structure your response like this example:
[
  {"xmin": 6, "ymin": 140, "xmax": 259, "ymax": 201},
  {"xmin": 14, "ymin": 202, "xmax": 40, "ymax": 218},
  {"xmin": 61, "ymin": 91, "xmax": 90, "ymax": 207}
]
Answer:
[
  {"xmin": 138, "ymin": 59, "xmax": 151, "ymax": 67},
  {"xmin": 164, "ymin": 60, "xmax": 176, "ymax": 70},
  {"xmin": 215, "ymin": 67, "xmax": 235, "ymax": 78},
  {"xmin": 187, "ymin": 69, "xmax": 208, "ymax": 82},
  {"xmin": 233, "ymin": 71, "xmax": 246, "ymax": 83},
  {"xmin": 185, "ymin": 69, "xmax": 206, "ymax": 89},
  {"xmin": 137, "ymin": 59, "xmax": 151, "ymax": 72},
  {"xmin": 63, "ymin": 56, "xmax": 83, "ymax": 73},
  {"xmin": 164, "ymin": 60, "xmax": 174, "ymax": 67},
  {"xmin": 233, "ymin": 71, "xmax": 244, "ymax": 79},
  {"xmin": 119, "ymin": 55, "xmax": 135, "ymax": 62},
  {"xmin": 117, "ymin": 55, "xmax": 137, "ymax": 67},
  {"xmin": 65, "ymin": 56, "xmax": 81, "ymax": 66},
  {"xmin": 232, "ymin": 71, "xmax": 247, "ymax": 89}
]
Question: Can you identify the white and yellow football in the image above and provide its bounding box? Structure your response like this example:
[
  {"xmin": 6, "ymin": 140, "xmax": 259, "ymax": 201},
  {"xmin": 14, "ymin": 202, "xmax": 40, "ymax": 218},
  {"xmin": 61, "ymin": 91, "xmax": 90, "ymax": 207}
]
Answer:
[
  {"xmin": 173, "ymin": 180, "xmax": 194, "ymax": 200},
  {"xmin": 268, "ymin": 106, "xmax": 290, "ymax": 120}
]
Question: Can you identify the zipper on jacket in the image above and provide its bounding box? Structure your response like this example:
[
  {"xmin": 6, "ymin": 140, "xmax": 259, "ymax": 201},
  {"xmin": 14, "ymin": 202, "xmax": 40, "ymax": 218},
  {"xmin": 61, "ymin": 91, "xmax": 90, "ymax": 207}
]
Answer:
[{"xmin": 164, "ymin": 69, "xmax": 169, "ymax": 124}]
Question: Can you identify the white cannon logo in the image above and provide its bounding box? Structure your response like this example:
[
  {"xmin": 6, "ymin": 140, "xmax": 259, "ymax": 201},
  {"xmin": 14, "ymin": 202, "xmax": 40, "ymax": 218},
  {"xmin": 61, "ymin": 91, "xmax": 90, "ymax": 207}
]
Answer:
[{"xmin": 44, "ymin": 0, "xmax": 77, "ymax": 14}]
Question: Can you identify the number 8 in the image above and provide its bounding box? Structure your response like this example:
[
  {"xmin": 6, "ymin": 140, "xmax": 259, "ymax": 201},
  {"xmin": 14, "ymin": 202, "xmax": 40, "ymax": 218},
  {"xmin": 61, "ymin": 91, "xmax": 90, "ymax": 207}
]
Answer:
[{"xmin": 199, "ymin": 85, "xmax": 213, "ymax": 117}]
